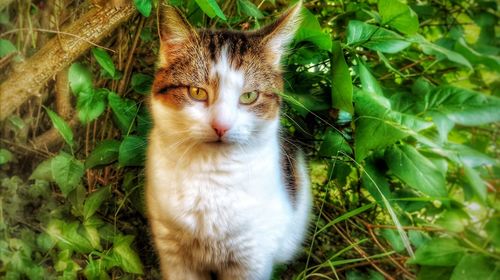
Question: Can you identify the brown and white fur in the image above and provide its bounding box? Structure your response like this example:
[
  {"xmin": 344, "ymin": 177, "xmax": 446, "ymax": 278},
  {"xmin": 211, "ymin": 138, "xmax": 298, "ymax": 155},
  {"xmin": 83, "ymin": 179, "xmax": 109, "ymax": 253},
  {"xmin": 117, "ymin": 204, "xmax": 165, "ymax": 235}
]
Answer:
[{"xmin": 146, "ymin": 3, "xmax": 311, "ymax": 279}]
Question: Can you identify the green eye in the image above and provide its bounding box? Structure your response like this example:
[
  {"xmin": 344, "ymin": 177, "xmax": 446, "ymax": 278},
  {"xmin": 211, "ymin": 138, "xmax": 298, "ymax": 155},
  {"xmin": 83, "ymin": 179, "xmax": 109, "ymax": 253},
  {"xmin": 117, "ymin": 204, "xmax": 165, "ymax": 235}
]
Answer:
[
  {"xmin": 239, "ymin": 91, "xmax": 259, "ymax": 105},
  {"xmin": 189, "ymin": 86, "xmax": 208, "ymax": 101}
]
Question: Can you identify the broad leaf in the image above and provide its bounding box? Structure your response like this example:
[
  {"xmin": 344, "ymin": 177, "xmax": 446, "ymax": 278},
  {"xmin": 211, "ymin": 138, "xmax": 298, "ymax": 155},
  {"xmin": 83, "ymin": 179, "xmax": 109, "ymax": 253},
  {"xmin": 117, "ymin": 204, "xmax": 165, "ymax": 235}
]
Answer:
[
  {"xmin": 362, "ymin": 156, "xmax": 392, "ymax": 205},
  {"xmin": 77, "ymin": 88, "xmax": 107, "ymax": 124},
  {"xmin": 130, "ymin": 73, "xmax": 153, "ymax": 95},
  {"xmin": 385, "ymin": 144, "xmax": 447, "ymax": 197},
  {"xmin": 83, "ymin": 186, "xmax": 111, "ymax": 220},
  {"xmin": 319, "ymin": 129, "xmax": 352, "ymax": 156},
  {"xmin": 108, "ymin": 92, "xmax": 138, "ymax": 134},
  {"xmin": 410, "ymin": 35, "xmax": 472, "ymax": 69},
  {"xmin": 454, "ymin": 38, "xmax": 500, "ymax": 72},
  {"xmin": 331, "ymin": 41, "xmax": 353, "ymax": 113},
  {"xmin": 237, "ymin": 0, "xmax": 263, "ymax": 18},
  {"xmin": 68, "ymin": 63, "xmax": 92, "ymax": 95},
  {"xmin": 91, "ymin": 48, "xmax": 116, "ymax": 77},
  {"xmin": 133, "ymin": 0, "xmax": 152, "ymax": 17},
  {"xmin": 85, "ymin": 140, "xmax": 121, "ymax": 169},
  {"xmin": 0, "ymin": 39, "xmax": 17, "ymax": 57},
  {"xmin": 195, "ymin": 0, "xmax": 226, "ymax": 20},
  {"xmin": 378, "ymin": 0, "xmax": 419, "ymax": 35},
  {"xmin": 451, "ymin": 254, "xmax": 500, "ymax": 280},
  {"xmin": 424, "ymin": 86, "xmax": 500, "ymax": 126},
  {"xmin": 357, "ymin": 59, "xmax": 385, "ymax": 98},
  {"xmin": 30, "ymin": 158, "xmax": 54, "ymax": 181},
  {"xmin": 0, "ymin": 149, "xmax": 13, "ymax": 165},
  {"xmin": 295, "ymin": 8, "xmax": 332, "ymax": 51},
  {"xmin": 408, "ymin": 238, "xmax": 466, "ymax": 266},
  {"xmin": 118, "ymin": 136, "xmax": 147, "ymax": 167},
  {"xmin": 346, "ymin": 20, "xmax": 411, "ymax": 53},
  {"xmin": 463, "ymin": 166, "xmax": 487, "ymax": 202},
  {"xmin": 51, "ymin": 153, "xmax": 84, "ymax": 196},
  {"xmin": 45, "ymin": 108, "xmax": 74, "ymax": 147},
  {"xmin": 111, "ymin": 235, "xmax": 144, "ymax": 274}
]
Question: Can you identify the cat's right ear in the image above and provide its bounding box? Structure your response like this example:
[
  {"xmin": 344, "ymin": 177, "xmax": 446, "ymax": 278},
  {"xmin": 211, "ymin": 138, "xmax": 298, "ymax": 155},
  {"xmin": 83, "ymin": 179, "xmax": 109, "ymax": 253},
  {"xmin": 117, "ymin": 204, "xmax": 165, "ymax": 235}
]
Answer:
[{"xmin": 158, "ymin": 5, "xmax": 195, "ymax": 66}]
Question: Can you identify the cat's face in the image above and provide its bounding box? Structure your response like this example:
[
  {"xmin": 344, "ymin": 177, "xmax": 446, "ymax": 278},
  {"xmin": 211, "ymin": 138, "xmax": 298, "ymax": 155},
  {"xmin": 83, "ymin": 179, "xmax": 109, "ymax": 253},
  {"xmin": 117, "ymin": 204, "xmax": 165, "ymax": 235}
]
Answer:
[{"xmin": 150, "ymin": 4, "xmax": 301, "ymax": 147}]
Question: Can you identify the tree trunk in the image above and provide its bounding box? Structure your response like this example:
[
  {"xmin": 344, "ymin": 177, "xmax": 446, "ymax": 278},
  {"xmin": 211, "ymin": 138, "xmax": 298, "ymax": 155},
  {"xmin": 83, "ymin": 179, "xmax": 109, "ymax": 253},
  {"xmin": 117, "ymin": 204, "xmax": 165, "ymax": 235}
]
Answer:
[{"xmin": 0, "ymin": 2, "xmax": 137, "ymax": 121}]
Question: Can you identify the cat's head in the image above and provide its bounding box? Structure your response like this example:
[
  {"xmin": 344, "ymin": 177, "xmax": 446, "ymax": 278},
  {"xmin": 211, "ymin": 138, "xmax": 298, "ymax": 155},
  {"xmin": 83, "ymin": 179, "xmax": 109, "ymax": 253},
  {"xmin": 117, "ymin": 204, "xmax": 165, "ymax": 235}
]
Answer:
[{"xmin": 150, "ymin": 2, "xmax": 301, "ymax": 147}]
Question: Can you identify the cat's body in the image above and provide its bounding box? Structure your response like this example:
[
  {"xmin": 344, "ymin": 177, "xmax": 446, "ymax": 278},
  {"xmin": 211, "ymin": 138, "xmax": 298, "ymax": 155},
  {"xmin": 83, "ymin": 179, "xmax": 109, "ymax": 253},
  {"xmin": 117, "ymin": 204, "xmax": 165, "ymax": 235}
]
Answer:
[{"xmin": 146, "ymin": 3, "xmax": 311, "ymax": 279}]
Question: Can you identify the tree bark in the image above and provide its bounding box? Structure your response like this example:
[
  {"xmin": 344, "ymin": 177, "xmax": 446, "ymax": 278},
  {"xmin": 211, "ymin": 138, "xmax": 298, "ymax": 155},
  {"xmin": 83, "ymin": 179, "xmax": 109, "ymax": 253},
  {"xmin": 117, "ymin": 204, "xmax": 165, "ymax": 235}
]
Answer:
[{"xmin": 0, "ymin": 2, "xmax": 137, "ymax": 121}]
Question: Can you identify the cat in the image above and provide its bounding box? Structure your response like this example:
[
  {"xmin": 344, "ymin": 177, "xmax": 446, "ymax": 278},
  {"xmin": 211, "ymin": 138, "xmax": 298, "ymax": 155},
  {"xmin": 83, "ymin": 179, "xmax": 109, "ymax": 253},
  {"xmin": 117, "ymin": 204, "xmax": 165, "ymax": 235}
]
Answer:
[{"xmin": 145, "ymin": 2, "xmax": 311, "ymax": 279}]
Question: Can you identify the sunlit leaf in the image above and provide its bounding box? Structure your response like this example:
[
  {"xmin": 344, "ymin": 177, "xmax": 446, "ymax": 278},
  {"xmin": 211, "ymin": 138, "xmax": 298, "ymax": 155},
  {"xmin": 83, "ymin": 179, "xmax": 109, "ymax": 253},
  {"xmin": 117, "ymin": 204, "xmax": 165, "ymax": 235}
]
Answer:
[
  {"xmin": 51, "ymin": 152, "xmax": 84, "ymax": 197},
  {"xmin": 91, "ymin": 48, "xmax": 116, "ymax": 77},
  {"xmin": 237, "ymin": 0, "xmax": 263, "ymax": 18},
  {"xmin": 68, "ymin": 63, "xmax": 93, "ymax": 95},
  {"xmin": 45, "ymin": 108, "xmax": 74, "ymax": 147},
  {"xmin": 378, "ymin": 0, "xmax": 419, "ymax": 35},
  {"xmin": 195, "ymin": 0, "xmax": 226, "ymax": 20},
  {"xmin": 347, "ymin": 20, "xmax": 411, "ymax": 53},
  {"xmin": 133, "ymin": 0, "xmax": 152, "ymax": 17},
  {"xmin": 331, "ymin": 41, "xmax": 353, "ymax": 113},
  {"xmin": 408, "ymin": 238, "xmax": 466, "ymax": 266}
]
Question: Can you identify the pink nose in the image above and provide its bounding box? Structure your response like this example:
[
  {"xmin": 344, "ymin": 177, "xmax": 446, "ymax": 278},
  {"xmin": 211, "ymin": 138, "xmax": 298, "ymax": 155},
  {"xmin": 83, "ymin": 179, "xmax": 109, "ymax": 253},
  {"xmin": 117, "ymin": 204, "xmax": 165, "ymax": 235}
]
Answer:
[{"xmin": 211, "ymin": 121, "xmax": 230, "ymax": 137}]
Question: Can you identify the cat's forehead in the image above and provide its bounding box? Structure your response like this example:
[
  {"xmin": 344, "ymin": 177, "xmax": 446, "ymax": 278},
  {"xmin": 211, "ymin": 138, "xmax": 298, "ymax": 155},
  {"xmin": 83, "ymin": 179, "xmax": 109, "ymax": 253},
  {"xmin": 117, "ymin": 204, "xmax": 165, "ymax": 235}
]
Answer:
[{"xmin": 199, "ymin": 30, "xmax": 257, "ymax": 65}]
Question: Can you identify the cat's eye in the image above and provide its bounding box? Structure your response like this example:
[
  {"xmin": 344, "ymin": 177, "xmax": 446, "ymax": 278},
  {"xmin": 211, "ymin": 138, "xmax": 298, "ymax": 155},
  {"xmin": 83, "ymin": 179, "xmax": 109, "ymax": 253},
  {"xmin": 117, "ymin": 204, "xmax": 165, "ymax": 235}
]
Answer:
[
  {"xmin": 189, "ymin": 86, "xmax": 208, "ymax": 101},
  {"xmin": 239, "ymin": 91, "xmax": 259, "ymax": 105}
]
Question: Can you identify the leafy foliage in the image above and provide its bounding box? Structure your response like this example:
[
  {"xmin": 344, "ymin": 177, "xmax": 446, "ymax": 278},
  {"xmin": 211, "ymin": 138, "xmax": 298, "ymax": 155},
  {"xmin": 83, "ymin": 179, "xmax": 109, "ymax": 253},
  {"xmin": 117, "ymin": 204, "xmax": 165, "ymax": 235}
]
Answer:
[{"xmin": 1, "ymin": 0, "xmax": 499, "ymax": 279}]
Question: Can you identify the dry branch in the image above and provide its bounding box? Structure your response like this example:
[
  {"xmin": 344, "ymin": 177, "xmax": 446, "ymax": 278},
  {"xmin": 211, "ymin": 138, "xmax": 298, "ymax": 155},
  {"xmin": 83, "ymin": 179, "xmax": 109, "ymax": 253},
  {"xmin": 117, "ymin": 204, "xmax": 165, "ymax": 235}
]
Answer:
[{"xmin": 0, "ymin": 2, "xmax": 137, "ymax": 121}]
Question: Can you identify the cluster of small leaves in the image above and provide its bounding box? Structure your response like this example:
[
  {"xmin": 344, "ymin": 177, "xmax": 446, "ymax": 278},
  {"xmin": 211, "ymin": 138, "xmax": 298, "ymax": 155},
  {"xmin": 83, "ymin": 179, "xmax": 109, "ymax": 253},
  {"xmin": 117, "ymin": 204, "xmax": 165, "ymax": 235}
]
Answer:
[{"xmin": 1, "ymin": 0, "xmax": 499, "ymax": 279}]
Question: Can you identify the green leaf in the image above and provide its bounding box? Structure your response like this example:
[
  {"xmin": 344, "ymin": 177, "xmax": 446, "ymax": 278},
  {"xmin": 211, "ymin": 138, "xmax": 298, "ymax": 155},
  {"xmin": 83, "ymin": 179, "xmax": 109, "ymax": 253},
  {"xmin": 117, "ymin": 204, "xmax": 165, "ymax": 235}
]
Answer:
[
  {"xmin": 331, "ymin": 41, "xmax": 353, "ymax": 113},
  {"xmin": 317, "ymin": 203, "xmax": 376, "ymax": 234},
  {"xmin": 451, "ymin": 254, "xmax": 500, "ymax": 280},
  {"xmin": 454, "ymin": 38, "xmax": 500, "ymax": 72},
  {"xmin": 91, "ymin": 48, "xmax": 116, "ymax": 77},
  {"xmin": 237, "ymin": 0, "xmax": 263, "ymax": 18},
  {"xmin": 0, "ymin": 148, "xmax": 13, "ymax": 165},
  {"xmin": 68, "ymin": 63, "xmax": 93, "ymax": 95},
  {"xmin": 378, "ymin": 0, "xmax": 419, "ymax": 35},
  {"xmin": 424, "ymin": 86, "xmax": 500, "ymax": 126},
  {"xmin": 133, "ymin": 0, "xmax": 152, "ymax": 17},
  {"xmin": 60, "ymin": 222, "xmax": 94, "ymax": 254},
  {"xmin": 130, "ymin": 73, "xmax": 153, "ymax": 95},
  {"xmin": 295, "ymin": 8, "xmax": 332, "ymax": 51},
  {"xmin": 85, "ymin": 140, "xmax": 121, "ymax": 169},
  {"xmin": 118, "ymin": 136, "xmax": 147, "ymax": 167},
  {"xmin": 30, "ymin": 158, "xmax": 54, "ymax": 181},
  {"xmin": 108, "ymin": 92, "xmax": 138, "ymax": 134},
  {"xmin": 281, "ymin": 91, "xmax": 330, "ymax": 117},
  {"xmin": 83, "ymin": 186, "xmax": 111, "ymax": 220},
  {"xmin": 362, "ymin": 156, "xmax": 392, "ymax": 205},
  {"xmin": 485, "ymin": 218, "xmax": 500, "ymax": 248},
  {"xmin": 346, "ymin": 20, "xmax": 411, "ymax": 53},
  {"xmin": 381, "ymin": 229, "xmax": 405, "ymax": 252},
  {"xmin": 77, "ymin": 88, "xmax": 108, "ymax": 124},
  {"xmin": 408, "ymin": 238, "xmax": 466, "ymax": 266},
  {"xmin": 435, "ymin": 209, "xmax": 470, "ymax": 232},
  {"xmin": 417, "ymin": 266, "xmax": 453, "ymax": 280},
  {"xmin": 357, "ymin": 59, "xmax": 385, "ymax": 98},
  {"xmin": 385, "ymin": 144, "xmax": 447, "ymax": 197},
  {"xmin": 443, "ymin": 143, "xmax": 497, "ymax": 168},
  {"xmin": 111, "ymin": 235, "xmax": 144, "ymax": 274},
  {"xmin": 195, "ymin": 0, "xmax": 226, "ymax": 20},
  {"xmin": 463, "ymin": 166, "xmax": 487, "ymax": 202},
  {"xmin": 0, "ymin": 39, "xmax": 17, "ymax": 57},
  {"xmin": 51, "ymin": 152, "xmax": 85, "ymax": 196},
  {"xmin": 354, "ymin": 90, "xmax": 431, "ymax": 161},
  {"xmin": 319, "ymin": 129, "xmax": 352, "ymax": 156},
  {"xmin": 410, "ymin": 35, "xmax": 472, "ymax": 69},
  {"xmin": 45, "ymin": 108, "xmax": 74, "ymax": 147}
]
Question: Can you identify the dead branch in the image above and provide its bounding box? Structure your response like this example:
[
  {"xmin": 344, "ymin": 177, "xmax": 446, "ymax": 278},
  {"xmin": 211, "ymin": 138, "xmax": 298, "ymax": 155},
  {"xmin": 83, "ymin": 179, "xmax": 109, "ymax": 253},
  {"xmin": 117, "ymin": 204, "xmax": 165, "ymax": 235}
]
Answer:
[{"xmin": 0, "ymin": 2, "xmax": 137, "ymax": 121}]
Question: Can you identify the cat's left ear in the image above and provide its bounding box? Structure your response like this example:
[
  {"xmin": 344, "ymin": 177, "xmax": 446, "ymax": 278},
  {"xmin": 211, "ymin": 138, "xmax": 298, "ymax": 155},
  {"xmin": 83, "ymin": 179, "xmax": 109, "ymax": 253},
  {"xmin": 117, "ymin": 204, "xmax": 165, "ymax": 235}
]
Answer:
[{"xmin": 257, "ymin": 1, "xmax": 302, "ymax": 66}]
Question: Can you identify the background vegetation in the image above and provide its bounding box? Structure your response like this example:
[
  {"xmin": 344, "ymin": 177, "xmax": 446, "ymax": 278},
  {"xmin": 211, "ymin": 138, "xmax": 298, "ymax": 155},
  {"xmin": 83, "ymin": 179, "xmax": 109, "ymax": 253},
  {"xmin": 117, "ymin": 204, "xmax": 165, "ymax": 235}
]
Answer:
[{"xmin": 0, "ymin": 0, "xmax": 499, "ymax": 279}]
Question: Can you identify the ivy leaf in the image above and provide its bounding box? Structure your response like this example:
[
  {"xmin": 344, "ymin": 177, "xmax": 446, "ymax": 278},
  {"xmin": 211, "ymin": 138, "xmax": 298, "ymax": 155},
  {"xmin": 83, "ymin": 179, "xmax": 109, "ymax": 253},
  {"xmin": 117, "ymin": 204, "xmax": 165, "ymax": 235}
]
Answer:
[
  {"xmin": 108, "ymin": 92, "xmax": 138, "ymax": 134},
  {"xmin": 91, "ymin": 48, "xmax": 116, "ymax": 78},
  {"xmin": 195, "ymin": 0, "xmax": 226, "ymax": 20},
  {"xmin": 68, "ymin": 63, "xmax": 93, "ymax": 95},
  {"xmin": 346, "ymin": 20, "xmax": 411, "ymax": 53},
  {"xmin": 378, "ymin": 0, "xmax": 419, "ymax": 35},
  {"xmin": 51, "ymin": 152, "xmax": 85, "ymax": 197},
  {"xmin": 408, "ymin": 238, "xmax": 466, "ymax": 266},
  {"xmin": 119, "ymin": 136, "xmax": 147, "ymax": 167},
  {"xmin": 331, "ymin": 41, "xmax": 353, "ymax": 113},
  {"xmin": 133, "ymin": 0, "xmax": 152, "ymax": 17},
  {"xmin": 45, "ymin": 108, "xmax": 74, "ymax": 147},
  {"xmin": 111, "ymin": 235, "xmax": 144, "ymax": 274},
  {"xmin": 77, "ymin": 88, "xmax": 108, "ymax": 124},
  {"xmin": 385, "ymin": 144, "xmax": 447, "ymax": 198},
  {"xmin": 85, "ymin": 140, "xmax": 121, "ymax": 169},
  {"xmin": 83, "ymin": 186, "xmax": 111, "ymax": 220},
  {"xmin": 237, "ymin": 0, "xmax": 263, "ymax": 18}
]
